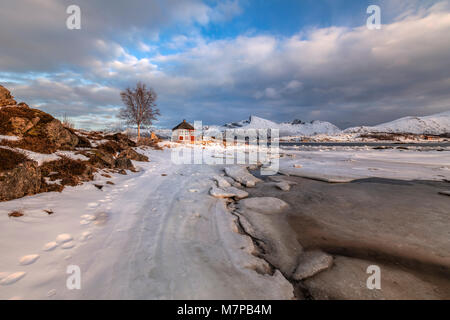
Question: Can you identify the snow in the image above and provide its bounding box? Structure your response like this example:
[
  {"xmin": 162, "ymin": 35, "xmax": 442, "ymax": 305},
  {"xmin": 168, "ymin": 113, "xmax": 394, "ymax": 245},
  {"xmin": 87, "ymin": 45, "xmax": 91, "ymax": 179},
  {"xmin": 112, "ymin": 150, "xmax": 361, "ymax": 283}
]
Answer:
[
  {"xmin": 344, "ymin": 111, "xmax": 450, "ymax": 135},
  {"xmin": 0, "ymin": 135, "xmax": 20, "ymax": 141},
  {"xmin": 0, "ymin": 147, "xmax": 294, "ymax": 299},
  {"xmin": 0, "ymin": 146, "xmax": 89, "ymax": 165},
  {"xmin": 279, "ymin": 146, "xmax": 450, "ymax": 182},
  {"xmin": 205, "ymin": 115, "xmax": 341, "ymax": 137},
  {"xmin": 1, "ymin": 140, "xmax": 448, "ymax": 299}
]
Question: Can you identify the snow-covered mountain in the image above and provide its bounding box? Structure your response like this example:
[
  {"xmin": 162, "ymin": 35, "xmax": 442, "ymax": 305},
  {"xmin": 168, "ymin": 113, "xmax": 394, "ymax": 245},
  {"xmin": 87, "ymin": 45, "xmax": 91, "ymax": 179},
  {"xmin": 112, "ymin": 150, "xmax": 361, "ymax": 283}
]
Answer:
[
  {"xmin": 205, "ymin": 116, "xmax": 341, "ymax": 137},
  {"xmin": 344, "ymin": 111, "xmax": 450, "ymax": 135}
]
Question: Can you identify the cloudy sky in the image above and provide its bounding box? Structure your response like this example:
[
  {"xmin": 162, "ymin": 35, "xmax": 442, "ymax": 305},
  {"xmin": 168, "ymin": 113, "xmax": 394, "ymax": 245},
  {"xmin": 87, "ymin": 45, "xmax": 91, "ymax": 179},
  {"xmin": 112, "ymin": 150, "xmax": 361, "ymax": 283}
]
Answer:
[{"xmin": 0, "ymin": 0, "xmax": 449, "ymax": 129}]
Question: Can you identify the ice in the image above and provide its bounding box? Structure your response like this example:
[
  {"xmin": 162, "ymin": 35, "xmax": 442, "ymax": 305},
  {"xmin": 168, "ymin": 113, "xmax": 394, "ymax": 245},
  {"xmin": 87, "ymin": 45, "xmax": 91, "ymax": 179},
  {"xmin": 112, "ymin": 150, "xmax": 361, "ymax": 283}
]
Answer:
[
  {"xmin": 237, "ymin": 197, "xmax": 289, "ymax": 215},
  {"xmin": 209, "ymin": 186, "xmax": 249, "ymax": 199},
  {"xmin": 224, "ymin": 166, "xmax": 262, "ymax": 187}
]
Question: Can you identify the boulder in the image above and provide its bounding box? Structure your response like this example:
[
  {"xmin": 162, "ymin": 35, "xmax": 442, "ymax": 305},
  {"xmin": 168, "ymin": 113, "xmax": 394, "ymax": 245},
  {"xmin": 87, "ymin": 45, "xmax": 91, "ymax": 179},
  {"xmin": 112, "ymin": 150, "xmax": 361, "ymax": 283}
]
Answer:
[
  {"xmin": 0, "ymin": 161, "xmax": 41, "ymax": 201},
  {"xmin": 118, "ymin": 148, "xmax": 149, "ymax": 162},
  {"xmin": 114, "ymin": 156, "xmax": 135, "ymax": 170},
  {"xmin": 105, "ymin": 133, "xmax": 136, "ymax": 148},
  {"xmin": 44, "ymin": 119, "xmax": 79, "ymax": 149},
  {"xmin": 89, "ymin": 150, "xmax": 115, "ymax": 168},
  {"xmin": 8, "ymin": 116, "xmax": 39, "ymax": 135},
  {"xmin": 0, "ymin": 85, "xmax": 17, "ymax": 107}
]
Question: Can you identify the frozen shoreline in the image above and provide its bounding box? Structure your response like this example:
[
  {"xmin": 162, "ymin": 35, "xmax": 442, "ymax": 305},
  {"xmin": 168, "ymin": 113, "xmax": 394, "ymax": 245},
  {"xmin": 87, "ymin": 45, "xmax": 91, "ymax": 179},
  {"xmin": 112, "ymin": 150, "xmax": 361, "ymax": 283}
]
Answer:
[{"xmin": 1, "ymin": 143, "xmax": 449, "ymax": 299}]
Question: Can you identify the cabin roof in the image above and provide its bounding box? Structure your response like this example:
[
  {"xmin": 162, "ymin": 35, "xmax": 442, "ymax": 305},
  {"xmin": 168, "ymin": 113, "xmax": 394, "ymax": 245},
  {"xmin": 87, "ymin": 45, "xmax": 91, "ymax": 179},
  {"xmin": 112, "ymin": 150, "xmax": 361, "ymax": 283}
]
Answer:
[{"xmin": 172, "ymin": 119, "xmax": 194, "ymax": 131}]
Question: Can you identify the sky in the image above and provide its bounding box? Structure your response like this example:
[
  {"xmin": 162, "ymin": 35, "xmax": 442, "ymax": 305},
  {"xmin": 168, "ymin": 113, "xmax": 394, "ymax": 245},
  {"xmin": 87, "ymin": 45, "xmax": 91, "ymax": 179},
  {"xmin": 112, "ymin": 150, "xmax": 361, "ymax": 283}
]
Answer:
[{"xmin": 0, "ymin": 0, "xmax": 449, "ymax": 130}]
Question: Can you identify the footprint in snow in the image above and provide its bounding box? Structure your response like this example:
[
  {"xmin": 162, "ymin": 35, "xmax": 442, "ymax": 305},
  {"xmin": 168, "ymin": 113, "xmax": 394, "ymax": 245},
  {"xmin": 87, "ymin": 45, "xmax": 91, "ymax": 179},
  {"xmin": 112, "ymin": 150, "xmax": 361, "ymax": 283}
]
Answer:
[
  {"xmin": 80, "ymin": 231, "xmax": 92, "ymax": 241},
  {"xmin": 43, "ymin": 242, "xmax": 58, "ymax": 251},
  {"xmin": 0, "ymin": 272, "xmax": 26, "ymax": 285},
  {"xmin": 47, "ymin": 289, "xmax": 57, "ymax": 297},
  {"xmin": 56, "ymin": 234, "xmax": 73, "ymax": 244},
  {"xmin": 19, "ymin": 254, "xmax": 40, "ymax": 266},
  {"xmin": 87, "ymin": 202, "xmax": 99, "ymax": 209},
  {"xmin": 61, "ymin": 241, "xmax": 75, "ymax": 249},
  {"xmin": 81, "ymin": 214, "xmax": 96, "ymax": 221}
]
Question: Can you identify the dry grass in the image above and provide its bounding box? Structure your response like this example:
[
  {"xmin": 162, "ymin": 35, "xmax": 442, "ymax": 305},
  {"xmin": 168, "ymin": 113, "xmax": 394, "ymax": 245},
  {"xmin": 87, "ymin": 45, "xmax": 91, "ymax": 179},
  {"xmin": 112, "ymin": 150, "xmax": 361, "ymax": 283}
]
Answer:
[
  {"xmin": 0, "ymin": 148, "xmax": 29, "ymax": 172},
  {"xmin": 8, "ymin": 210, "xmax": 24, "ymax": 218},
  {"xmin": 1, "ymin": 135, "xmax": 58, "ymax": 153},
  {"xmin": 40, "ymin": 156, "xmax": 93, "ymax": 192}
]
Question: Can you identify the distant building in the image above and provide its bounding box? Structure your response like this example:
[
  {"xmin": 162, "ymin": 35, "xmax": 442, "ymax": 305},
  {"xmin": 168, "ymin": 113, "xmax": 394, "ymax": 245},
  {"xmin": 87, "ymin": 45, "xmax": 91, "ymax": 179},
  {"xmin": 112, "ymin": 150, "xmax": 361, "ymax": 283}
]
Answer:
[{"xmin": 172, "ymin": 119, "xmax": 195, "ymax": 143}]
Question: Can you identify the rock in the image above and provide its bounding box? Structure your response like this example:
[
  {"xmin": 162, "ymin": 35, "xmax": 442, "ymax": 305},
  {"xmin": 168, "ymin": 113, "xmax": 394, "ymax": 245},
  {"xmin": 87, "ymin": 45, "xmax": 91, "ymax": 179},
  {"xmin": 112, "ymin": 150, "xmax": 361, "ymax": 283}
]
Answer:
[
  {"xmin": 8, "ymin": 117, "xmax": 37, "ymax": 135},
  {"xmin": 118, "ymin": 169, "xmax": 127, "ymax": 175},
  {"xmin": 213, "ymin": 175, "xmax": 231, "ymax": 188},
  {"xmin": 44, "ymin": 119, "xmax": 79, "ymax": 149},
  {"xmin": 237, "ymin": 197, "xmax": 289, "ymax": 215},
  {"xmin": 118, "ymin": 148, "xmax": 149, "ymax": 162},
  {"xmin": 114, "ymin": 156, "xmax": 135, "ymax": 170},
  {"xmin": 0, "ymin": 161, "xmax": 41, "ymax": 201},
  {"xmin": 0, "ymin": 85, "xmax": 17, "ymax": 107},
  {"xmin": 210, "ymin": 186, "xmax": 249, "ymax": 199},
  {"xmin": 105, "ymin": 133, "xmax": 136, "ymax": 148},
  {"xmin": 224, "ymin": 166, "xmax": 262, "ymax": 187},
  {"xmin": 292, "ymin": 250, "xmax": 333, "ymax": 280},
  {"xmin": 89, "ymin": 150, "xmax": 115, "ymax": 168}
]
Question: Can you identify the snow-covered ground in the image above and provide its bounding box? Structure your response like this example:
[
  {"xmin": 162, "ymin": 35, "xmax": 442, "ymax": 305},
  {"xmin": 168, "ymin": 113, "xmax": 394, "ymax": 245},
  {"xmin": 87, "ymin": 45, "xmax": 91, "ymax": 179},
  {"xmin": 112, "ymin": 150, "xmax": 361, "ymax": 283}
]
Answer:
[
  {"xmin": 0, "ymin": 147, "xmax": 292, "ymax": 300},
  {"xmin": 279, "ymin": 146, "xmax": 450, "ymax": 182},
  {"xmin": 1, "ymin": 143, "xmax": 449, "ymax": 299}
]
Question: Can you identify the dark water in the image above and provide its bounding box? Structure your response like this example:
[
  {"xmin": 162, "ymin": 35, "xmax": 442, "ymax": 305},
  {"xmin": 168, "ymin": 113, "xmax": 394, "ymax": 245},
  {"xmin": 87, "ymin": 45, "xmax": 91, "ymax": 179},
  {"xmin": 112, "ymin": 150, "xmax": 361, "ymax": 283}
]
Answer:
[{"xmin": 278, "ymin": 142, "xmax": 450, "ymax": 147}]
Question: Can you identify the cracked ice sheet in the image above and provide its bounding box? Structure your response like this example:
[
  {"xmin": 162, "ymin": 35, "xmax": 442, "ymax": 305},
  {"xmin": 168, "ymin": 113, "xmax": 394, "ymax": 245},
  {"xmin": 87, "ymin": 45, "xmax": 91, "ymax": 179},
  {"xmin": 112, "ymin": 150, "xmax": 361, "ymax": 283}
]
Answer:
[
  {"xmin": 0, "ymin": 146, "xmax": 293, "ymax": 299},
  {"xmin": 279, "ymin": 148, "xmax": 450, "ymax": 182}
]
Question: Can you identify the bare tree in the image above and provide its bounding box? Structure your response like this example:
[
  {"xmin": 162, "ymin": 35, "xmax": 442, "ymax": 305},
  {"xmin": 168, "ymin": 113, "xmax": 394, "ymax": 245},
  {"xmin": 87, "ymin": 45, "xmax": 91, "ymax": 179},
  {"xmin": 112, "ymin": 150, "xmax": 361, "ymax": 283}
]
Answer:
[{"xmin": 119, "ymin": 82, "xmax": 160, "ymax": 140}]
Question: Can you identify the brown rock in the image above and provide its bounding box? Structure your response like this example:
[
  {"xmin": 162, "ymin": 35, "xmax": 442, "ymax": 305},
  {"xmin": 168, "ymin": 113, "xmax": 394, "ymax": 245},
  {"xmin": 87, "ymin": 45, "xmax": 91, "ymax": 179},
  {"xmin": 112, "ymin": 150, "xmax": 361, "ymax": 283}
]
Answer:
[
  {"xmin": 0, "ymin": 161, "xmax": 41, "ymax": 201},
  {"xmin": 114, "ymin": 156, "xmax": 135, "ymax": 170},
  {"xmin": 0, "ymin": 85, "xmax": 17, "ymax": 107},
  {"xmin": 44, "ymin": 119, "xmax": 79, "ymax": 149},
  {"xmin": 118, "ymin": 148, "xmax": 149, "ymax": 162},
  {"xmin": 89, "ymin": 150, "xmax": 115, "ymax": 168}
]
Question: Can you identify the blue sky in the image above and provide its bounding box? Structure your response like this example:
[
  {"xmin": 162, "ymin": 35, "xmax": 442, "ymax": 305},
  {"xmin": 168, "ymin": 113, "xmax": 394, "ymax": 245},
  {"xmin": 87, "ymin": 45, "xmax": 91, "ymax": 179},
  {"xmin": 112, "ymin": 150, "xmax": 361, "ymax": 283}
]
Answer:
[{"xmin": 0, "ymin": 0, "xmax": 449, "ymax": 130}]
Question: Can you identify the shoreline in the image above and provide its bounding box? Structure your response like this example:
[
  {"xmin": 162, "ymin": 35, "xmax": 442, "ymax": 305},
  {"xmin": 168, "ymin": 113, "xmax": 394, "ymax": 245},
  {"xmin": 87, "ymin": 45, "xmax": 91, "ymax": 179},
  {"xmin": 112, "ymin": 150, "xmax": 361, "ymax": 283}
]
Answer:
[{"xmin": 239, "ymin": 172, "xmax": 450, "ymax": 299}]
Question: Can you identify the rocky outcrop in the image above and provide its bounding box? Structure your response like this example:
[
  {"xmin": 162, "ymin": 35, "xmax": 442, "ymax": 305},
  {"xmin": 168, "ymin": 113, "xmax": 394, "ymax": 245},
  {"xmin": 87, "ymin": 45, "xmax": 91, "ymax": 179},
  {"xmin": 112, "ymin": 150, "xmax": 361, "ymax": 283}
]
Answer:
[
  {"xmin": 0, "ymin": 161, "xmax": 41, "ymax": 201},
  {"xmin": 114, "ymin": 156, "xmax": 135, "ymax": 170},
  {"xmin": 44, "ymin": 119, "xmax": 79, "ymax": 149},
  {"xmin": 118, "ymin": 148, "xmax": 149, "ymax": 162},
  {"xmin": 0, "ymin": 85, "xmax": 17, "ymax": 107}
]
